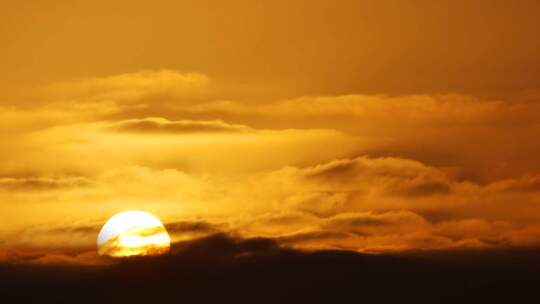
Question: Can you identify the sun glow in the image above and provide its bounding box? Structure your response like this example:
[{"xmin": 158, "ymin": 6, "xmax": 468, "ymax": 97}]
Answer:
[{"xmin": 97, "ymin": 210, "xmax": 170, "ymax": 257}]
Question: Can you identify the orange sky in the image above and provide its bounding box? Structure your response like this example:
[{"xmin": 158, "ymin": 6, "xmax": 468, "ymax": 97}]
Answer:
[{"xmin": 1, "ymin": 0, "xmax": 540, "ymax": 264}]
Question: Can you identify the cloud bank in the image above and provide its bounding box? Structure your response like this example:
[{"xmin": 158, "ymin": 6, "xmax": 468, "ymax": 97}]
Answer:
[{"xmin": 1, "ymin": 70, "xmax": 540, "ymax": 259}]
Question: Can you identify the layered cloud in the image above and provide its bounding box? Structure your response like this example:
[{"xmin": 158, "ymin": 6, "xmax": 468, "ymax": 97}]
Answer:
[
  {"xmin": 109, "ymin": 117, "xmax": 251, "ymax": 134},
  {"xmin": 44, "ymin": 70, "xmax": 210, "ymax": 103},
  {"xmin": 3, "ymin": 155, "xmax": 540, "ymax": 255},
  {"xmin": 1, "ymin": 70, "xmax": 540, "ymax": 262}
]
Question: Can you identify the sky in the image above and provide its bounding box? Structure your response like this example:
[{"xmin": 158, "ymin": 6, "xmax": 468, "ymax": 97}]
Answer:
[{"xmin": 1, "ymin": 0, "xmax": 540, "ymax": 265}]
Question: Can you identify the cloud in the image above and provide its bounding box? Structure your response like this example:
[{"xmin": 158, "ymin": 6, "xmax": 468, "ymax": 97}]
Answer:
[
  {"xmin": 2, "ymin": 70, "xmax": 540, "ymax": 254},
  {"xmin": 253, "ymin": 156, "xmax": 455, "ymax": 220},
  {"xmin": 46, "ymin": 70, "xmax": 210, "ymax": 103},
  {"xmin": 8, "ymin": 71, "xmax": 540, "ymax": 182},
  {"xmin": 164, "ymin": 220, "xmax": 226, "ymax": 238},
  {"xmin": 488, "ymin": 175, "xmax": 540, "ymax": 192},
  {"xmin": 263, "ymin": 210, "xmax": 501, "ymax": 252},
  {"xmin": 108, "ymin": 117, "xmax": 251, "ymax": 134},
  {"xmin": 276, "ymin": 230, "xmax": 354, "ymax": 245},
  {"xmin": 0, "ymin": 244, "xmax": 109, "ymax": 266},
  {"xmin": 46, "ymin": 225, "xmax": 102, "ymax": 235},
  {"xmin": 0, "ymin": 233, "xmax": 283, "ymax": 266},
  {"xmin": 301, "ymin": 157, "xmax": 453, "ymax": 196},
  {"xmin": 175, "ymin": 94, "xmax": 506, "ymax": 125},
  {"xmin": 161, "ymin": 93, "xmax": 540, "ymax": 183},
  {"xmin": 4, "ymin": 236, "xmax": 540, "ymax": 303},
  {"xmin": 322, "ymin": 211, "xmax": 429, "ymax": 236},
  {"xmin": 30, "ymin": 251, "xmax": 110, "ymax": 266},
  {"xmin": 3, "ymin": 222, "xmax": 103, "ymax": 249},
  {"xmin": 0, "ymin": 117, "xmax": 357, "ymax": 176},
  {"xmin": 172, "ymin": 233, "xmax": 281, "ymax": 259},
  {"xmin": 3, "ymin": 154, "xmax": 540, "ymax": 253},
  {"xmin": 99, "ymin": 233, "xmax": 169, "ymax": 257},
  {"xmin": 432, "ymin": 219, "xmax": 512, "ymax": 245},
  {"xmin": 0, "ymin": 176, "xmax": 91, "ymax": 191}
]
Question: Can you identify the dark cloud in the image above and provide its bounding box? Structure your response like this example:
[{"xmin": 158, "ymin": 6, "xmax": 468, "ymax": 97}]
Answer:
[
  {"xmin": 328, "ymin": 213, "xmax": 417, "ymax": 228},
  {"xmin": 29, "ymin": 251, "xmax": 107, "ymax": 266},
  {"xmin": 2, "ymin": 234, "xmax": 540, "ymax": 303},
  {"xmin": 46, "ymin": 224, "xmax": 102, "ymax": 235},
  {"xmin": 172, "ymin": 233, "xmax": 282, "ymax": 259},
  {"xmin": 290, "ymin": 191, "xmax": 353, "ymax": 218},
  {"xmin": 393, "ymin": 180, "xmax": 452, "ymax": 197},
  {"xmin": 299, "ymin": 157, "xmax": 453, "ymax": 198},
  {"xmin": 0, "ymin": 176, "xmax": 91, "ymax": 191},
  {"xmin": 490, "ymin": 175, "xmax": 540, "ymax": 192},
  {"xmin": 164, "ymin": 220, "xmax": 225, "ymax": 235},
  {"xmin": 416, "ymin": 210, "xmax": 463, "ymax": 224},
  {"xmin": 108, "ymin": 117, "xmax": 251, "ymax": 134},
  {"xmin": 322, "ymin": 211, "xmax": 428, "ymax": 237},
  {"xmin": 0, "ymin": 245, "xmax": 106, "ymax": 266},
  {"xmin": 276, "ymin": 230, "xmax": 354, "ymax": 244}
]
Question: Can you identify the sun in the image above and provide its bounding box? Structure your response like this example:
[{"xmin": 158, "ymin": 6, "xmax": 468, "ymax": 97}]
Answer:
[{"xmin": 97, "ymin": 210, "xmax": 171, "ymax": 257}]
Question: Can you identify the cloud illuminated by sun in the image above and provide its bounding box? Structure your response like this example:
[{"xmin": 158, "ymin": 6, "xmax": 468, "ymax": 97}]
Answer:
[{"xmin": 97, "ymin": 211, "xmax": 170, "ymax": 257}]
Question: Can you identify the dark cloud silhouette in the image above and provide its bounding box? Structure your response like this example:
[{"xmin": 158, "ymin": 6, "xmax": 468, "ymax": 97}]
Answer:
[
  {"xmin": 2, "ymin": 234, "xmax": 540, "ymax": 303},
  {"xmin": 394, "ymin": 180, "xmax": 452, "ymax": 197},
  {"xmin": 276, "ymin": 230, "xmax": 354, "ymax": 244},
  {"xmin": 169, "ymin": 233, "xmax": 282, "ymax": 260},
  {"xmin": 0, "ymin": 245, "xmax": 105, "ymax": 266},
  {"xmin": 0, "ymin": 176, "xmax": 91, "ymax": 191},
  {"xmin": 46, "ymin": 224, "xmax": 102, "ymax": 235},
  {"xmin": 324, "ymin": 211, "xmax": 425, "ymax": 229},
  {"xmin": 164, "ymin": 220, "xmax": 224, "ymax": 235},
  {"xmin": 108, "ymin": 117, "xmax": 251, "ymax": 134}
]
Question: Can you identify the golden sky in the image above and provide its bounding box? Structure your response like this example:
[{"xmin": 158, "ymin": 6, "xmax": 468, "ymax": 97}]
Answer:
[{"xmin": 1, "ymin": 0, "xmax": 540, "ymax": 264}]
